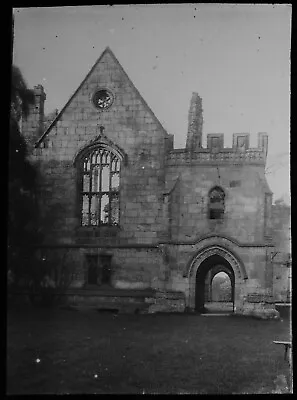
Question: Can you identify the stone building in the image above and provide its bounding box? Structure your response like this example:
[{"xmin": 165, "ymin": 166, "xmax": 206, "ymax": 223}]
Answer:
[
  {"xmin": 23, "ymin": 47, "xmax": 282, "ymax": 318},
  {"xmin": 271, "ymin": 200, "xmax": 291, "ymax": 303}
]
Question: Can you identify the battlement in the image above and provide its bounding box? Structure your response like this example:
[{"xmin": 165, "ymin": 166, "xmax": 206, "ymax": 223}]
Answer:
[
  {"xmin": 206, "ymin": 132, "xmax": 268, "ymax": 155},
  {"xmin": 167, "ymin": 132, "xmax": 268, "ymax": 166}
]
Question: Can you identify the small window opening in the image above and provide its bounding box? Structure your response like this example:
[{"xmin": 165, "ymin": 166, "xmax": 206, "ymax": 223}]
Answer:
[{"xmin": 209, "ymin": 187, "xmax": 225, "ymax": 220}]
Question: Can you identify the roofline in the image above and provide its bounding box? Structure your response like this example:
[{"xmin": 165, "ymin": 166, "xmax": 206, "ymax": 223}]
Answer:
[
  {"xmin": 35, "ymin": 46, "xmax": 168, "ymax": 148},
  {"xmin": 35, "ymin": 46, "xmax": 111, "ymax": 147}
]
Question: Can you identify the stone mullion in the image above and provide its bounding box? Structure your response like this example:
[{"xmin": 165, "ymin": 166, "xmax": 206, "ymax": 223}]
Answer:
[
  {"xmin": 116, "ymin": 159, "xmax": 120, "ymax": 224},
  {"xmin": 82, "ymin": 171, "xmax": 90, "ymax": 226},
  {"xmin": 98, "ymin": 153, "xmax": 103, "ymax": 226},
  {"xmin": 88, "ymin": 165, "xmax": 93, "ymax": 226},
  {"xmin": 108, "ymin": 153, "xmax": 113, "ymax": 225}
]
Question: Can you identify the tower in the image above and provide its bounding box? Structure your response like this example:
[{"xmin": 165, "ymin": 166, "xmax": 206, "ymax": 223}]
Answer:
[
  {"xmin": 186, "ymin": 92, "xmax": 203, "ymax": 151},
  {"xmin": 21, "ymin": 84, "xmax": 46, "ymax": 149}
]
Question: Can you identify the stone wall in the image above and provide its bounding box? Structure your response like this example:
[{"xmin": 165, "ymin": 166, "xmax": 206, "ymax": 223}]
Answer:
[
  {"xmin": 37, "ymin": 245, "xmax": 166, "ymax": 291},
  {"xmin": 157, "ymin": 236, "xmax": 273, "ymax": 313},
  {"xmin": 271, "ymin": 201, "xmax": 291, "ymax": 254},
  {"xmin": 165, "ymin": 164, "xmax": 271, "ymax": 243},
  {"xmin": 273, "ymin": 263, "xmax": 291, "ymax": 303},
  {"xmin": 30, "ymin": 48, "xmax": 170, "ymax": 249},
  {"xmin": 271, "ymin": 201, "xmax": 291, "ymax": 302}
]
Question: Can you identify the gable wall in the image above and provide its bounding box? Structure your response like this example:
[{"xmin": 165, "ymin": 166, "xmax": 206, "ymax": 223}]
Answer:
[{"xmin": 32, "ymin": 50, "xmax": 169, "ymax": 245}]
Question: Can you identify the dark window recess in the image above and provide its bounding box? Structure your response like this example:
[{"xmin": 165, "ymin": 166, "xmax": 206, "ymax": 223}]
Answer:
[
  {"xmin": 209, "ymin": 187, "xmax": 225, "ymax": 220},
  {"xmin": 86, "ymin": 254, "xmax": 112, "ymax": 286},
  {"xmin": 100, "ymin": 255, "xmax": 112, "ymax": 285},
  {"xmin": 229, "ymin": 180, "xmax": 241, "ymax": 188},
  {"xmin": 86, "ymin": 255, "xmax": 99, "ymax": 285}
]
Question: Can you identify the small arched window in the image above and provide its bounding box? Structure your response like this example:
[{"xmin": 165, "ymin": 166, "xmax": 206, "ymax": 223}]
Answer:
[
  {"xmin": 208, "ymin": 187, "xmax": 225, "ymax": 220},
  {"xmin": 80, "ymin": 146, "xmax": 120, "ymax": 226}
]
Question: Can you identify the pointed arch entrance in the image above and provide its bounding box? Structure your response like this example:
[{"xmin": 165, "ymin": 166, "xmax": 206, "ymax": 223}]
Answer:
[
  {"xmin": 187, "ymin": 245, "xmax": 247, "ymax": 313},
  {"xmin": 196, "ymin": 256, "xmax": 235, "ymax": 313}
]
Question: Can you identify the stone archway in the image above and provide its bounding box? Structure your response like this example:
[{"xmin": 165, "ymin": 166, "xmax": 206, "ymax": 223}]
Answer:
[
  {"xmin": 207, "ymin": 269, "xmax": 234, "ymax": 313},
  {"xmin": 205, "ymin": 265, "xmax": 234, "ymax": 304},
  {"xmin": 187, "ymin": 245, "xmax": 246, "ymax": 312}
]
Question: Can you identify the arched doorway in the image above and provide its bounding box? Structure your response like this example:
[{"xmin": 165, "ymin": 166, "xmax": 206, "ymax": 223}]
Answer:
[
  {"xmin": 195, "ymin": 255, "xmax": 235, "ymax": 313},
  {"xmin": 186, "ymin": 244, "xmax": 247, "ymax": 313}
]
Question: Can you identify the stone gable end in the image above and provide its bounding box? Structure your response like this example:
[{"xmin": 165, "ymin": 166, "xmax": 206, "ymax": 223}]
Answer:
[
  {"xmin": 31, "ymin": 48, "xmax": 171, "ymax": 246},
  {"xmin": 36, "ymin": 47, "xmax": 168, "ymax": 163}
]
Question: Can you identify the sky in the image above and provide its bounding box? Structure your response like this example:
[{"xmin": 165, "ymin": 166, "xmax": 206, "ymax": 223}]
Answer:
[{"xmin": 12, "ymin": 4, "xmax": 291, "ymax": 203}]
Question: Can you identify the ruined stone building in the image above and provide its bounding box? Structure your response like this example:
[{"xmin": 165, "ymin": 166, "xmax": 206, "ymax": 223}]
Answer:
[
  {"xmin": 22, "ymin": 47, "xmax": 289, "ymax": 317},
  {"xmin": 271, "ymin": 201, "xmax": 291, "ymax": 302}
]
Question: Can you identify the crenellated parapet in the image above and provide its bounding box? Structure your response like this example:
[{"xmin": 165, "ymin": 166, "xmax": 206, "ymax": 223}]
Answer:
[
  {"xmin": 167, "ymin": 132, "xmax": 268, "ymax": 166},
  {"xmin": 180, "ymin": 92, "xmax": 269, "ymax": 166}
]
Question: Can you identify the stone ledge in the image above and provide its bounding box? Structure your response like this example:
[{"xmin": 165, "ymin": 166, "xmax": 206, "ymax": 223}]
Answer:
[
  {"xmin": 63, "ymin": 301, "xmax": 149, "ymax": 314},
  {"xmin": 246, "ymin": 294, "xmax": 275, "ymax": 303},
  {"xmin": 155, "ymin": 290, "xmax": 185, "ymax": 300},
  {"xmin": 30, "ymin": 243, "xmax": 160, "ymax": 249},
  {"xmin": 65, "ymin": 287, "xmax": 156, "ymax": 298},
  {"xmin": 148, "ymin": 290, "xmax": 186, "ymax": 313},
  {"xmin": 242, "ymin": 308, "xmax": 280, "ymax": 320}
]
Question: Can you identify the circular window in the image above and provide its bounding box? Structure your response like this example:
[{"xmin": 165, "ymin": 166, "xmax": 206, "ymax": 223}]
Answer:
[{"xmin": 92, "ymin": 89, "xmax": 114, "ymax": 110}]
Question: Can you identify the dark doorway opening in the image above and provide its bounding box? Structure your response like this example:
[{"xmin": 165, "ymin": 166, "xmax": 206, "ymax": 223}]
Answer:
[{"xmin": 195, "ymin": 254, "xmax": 235, "ymax": 314}]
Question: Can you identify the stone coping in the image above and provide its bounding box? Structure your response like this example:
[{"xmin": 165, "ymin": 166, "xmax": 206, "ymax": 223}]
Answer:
[
  {"xmin": 30, "ymin": 243, "xmax": 160, "ymax": 249},
  {"xmin": 166, "ymin": 148, "xmax": 266, "ymax": 165},
  {"xmin": 9, "ymin": 288, "xmax": 187, "ymax": 300},
  {"xmin": 28, "ymin": 238, "xmax": 274, "ymax": 249}
]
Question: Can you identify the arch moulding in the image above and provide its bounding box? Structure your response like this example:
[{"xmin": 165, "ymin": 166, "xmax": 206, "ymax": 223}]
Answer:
[
  {"xmin": 209, "ymin": 264, "xmax": 234, "ymax": 284},
  {"xmin": 73, "ymin": 132, "xmax": 127, "ymax": 167},
  {"xmin": 186, "ymin": 245, "xmax": 247, "ymax": 310},
  {"xmin": 185, "ymin": 245, "xmax": 248, "ymax": 281}
]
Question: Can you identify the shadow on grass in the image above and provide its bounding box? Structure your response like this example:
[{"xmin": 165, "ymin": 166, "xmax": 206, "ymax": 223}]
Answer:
[{"xmin": 7, "ymin": 307, "xmax": 291, "ymax": 394}]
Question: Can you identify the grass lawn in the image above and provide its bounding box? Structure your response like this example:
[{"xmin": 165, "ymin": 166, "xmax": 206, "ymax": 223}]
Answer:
[{"xmin": 6, "ymin": 306, "xmax": 291, "ymax": 394}]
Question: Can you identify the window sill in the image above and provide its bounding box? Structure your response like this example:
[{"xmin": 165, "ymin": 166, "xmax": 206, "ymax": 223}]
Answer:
[{"xmin": 76, "ymin": 226, "xmax": 121, "ymax": 238}]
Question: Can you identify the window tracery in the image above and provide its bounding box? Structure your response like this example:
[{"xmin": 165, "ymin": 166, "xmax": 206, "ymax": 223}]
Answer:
[{"xmin": 80, "ymin": 146, "xmax": 120, "ymax": 226}]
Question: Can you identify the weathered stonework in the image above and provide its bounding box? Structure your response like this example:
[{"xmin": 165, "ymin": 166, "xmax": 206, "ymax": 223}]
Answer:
[{"xmin": 22, "ymin": 47, "xmax": 285, "ymax": 318}]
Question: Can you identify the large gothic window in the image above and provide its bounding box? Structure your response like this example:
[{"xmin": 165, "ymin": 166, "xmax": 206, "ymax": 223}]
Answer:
[
  {"xmin": 208, "ymin": 187, "xmax": 225, "ymax": 220},
  {"xmin": 80, "ymin": 146, "xmax": 120, "ymax": 226}
]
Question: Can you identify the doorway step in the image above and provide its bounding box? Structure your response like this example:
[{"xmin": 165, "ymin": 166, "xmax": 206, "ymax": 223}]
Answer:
[{"xmin": 201, "ymin": 313, "xmax": 231, "ymax": 317}]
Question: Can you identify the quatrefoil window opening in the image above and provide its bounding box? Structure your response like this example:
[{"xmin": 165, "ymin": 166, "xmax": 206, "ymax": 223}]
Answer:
[{"xmin": 92, "ymin": 89, "xmax": 114, "ymax": 110}]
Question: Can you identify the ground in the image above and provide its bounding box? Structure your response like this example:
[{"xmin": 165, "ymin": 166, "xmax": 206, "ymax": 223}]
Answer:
[{"xmin": 6, "ymin": 306, "xmax": 291, "ymax": 394}]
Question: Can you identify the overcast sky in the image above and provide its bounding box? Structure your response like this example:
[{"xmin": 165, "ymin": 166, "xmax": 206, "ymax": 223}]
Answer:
[{"xmin": 13, "ymin": 4, "xmax": 291, "ymax": 203}]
